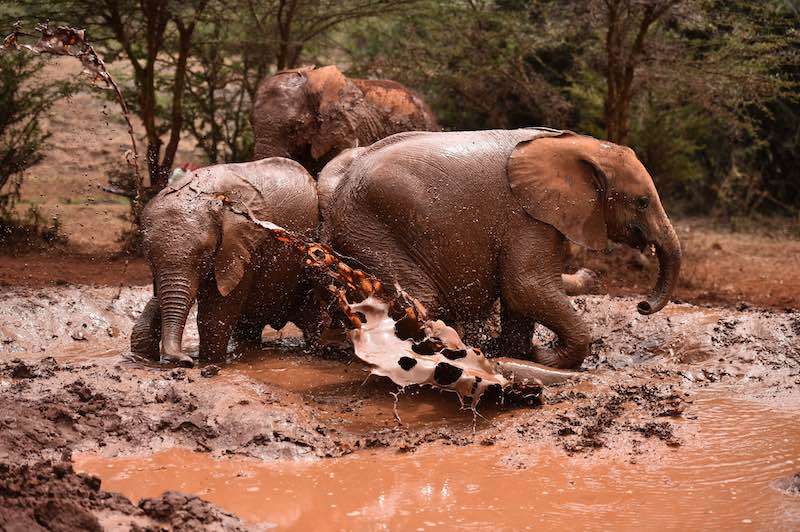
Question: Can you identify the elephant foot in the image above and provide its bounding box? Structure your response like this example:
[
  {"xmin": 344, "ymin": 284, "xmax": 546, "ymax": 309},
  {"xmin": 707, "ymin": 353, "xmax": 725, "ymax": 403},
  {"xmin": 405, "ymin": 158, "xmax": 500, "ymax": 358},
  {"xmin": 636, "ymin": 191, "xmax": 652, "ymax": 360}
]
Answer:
[
  {"xmin": 530, "ymin": 345, "xmax": 587, "ymax": 370},
  {"xmin": 575, "ymin": 268, "xmax": 599, "ymax": 291},
  {"xmin": 160, "ymin": 351, "xmax": 195, "ymax": 368},
  {"xmin": 563, "ymin": 268, "xmax": 599, "ymax": 296}
]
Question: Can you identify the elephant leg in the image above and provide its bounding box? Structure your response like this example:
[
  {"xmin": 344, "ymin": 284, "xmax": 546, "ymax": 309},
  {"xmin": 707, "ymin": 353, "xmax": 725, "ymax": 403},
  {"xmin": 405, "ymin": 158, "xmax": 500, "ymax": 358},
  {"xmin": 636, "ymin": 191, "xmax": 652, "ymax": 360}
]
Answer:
[
  {"xmin": 562, "ymin": 268, "xmax": 598, "ymax": 296},
  {"xmin": 495, "ymin": 306, "xmax": 535, "ymax": 358},
  {"xmin": 130, "ymin": 295, "xmax": 161, "ymax": 360},
  {"xmin": 290, "ymin": 294, "xmax": 329, "ymax": 352},
  {"xmin": 231, "ymin": 317, "xmax": 266, "ymax": 345},
  {"xmin": 197, "ymin": 280, "xmax": 247, "ymax": 362},
  {"xmin": 500, "ymin": 233, "xmax": 591, "ymax": 369}
]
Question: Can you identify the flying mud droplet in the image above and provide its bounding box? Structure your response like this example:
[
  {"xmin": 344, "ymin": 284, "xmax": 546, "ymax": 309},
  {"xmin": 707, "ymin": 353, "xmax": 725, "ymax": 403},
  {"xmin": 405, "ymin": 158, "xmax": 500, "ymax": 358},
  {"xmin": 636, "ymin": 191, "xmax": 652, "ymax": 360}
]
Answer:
[
  {"xmin": 433, "ymin": 362, "xmax": 464, "ymax": 386},
  {"xmin": 397, "ymin": 356, "xmax": 417, "ymax": 371}
]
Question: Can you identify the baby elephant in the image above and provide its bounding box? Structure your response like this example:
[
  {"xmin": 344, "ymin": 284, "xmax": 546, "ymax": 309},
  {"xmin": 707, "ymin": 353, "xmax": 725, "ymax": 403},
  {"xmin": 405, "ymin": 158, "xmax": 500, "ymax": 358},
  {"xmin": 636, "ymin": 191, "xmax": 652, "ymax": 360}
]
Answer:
[{"xmin": 131, "ymin": 158, "xmax": 320, "ymax": 366}]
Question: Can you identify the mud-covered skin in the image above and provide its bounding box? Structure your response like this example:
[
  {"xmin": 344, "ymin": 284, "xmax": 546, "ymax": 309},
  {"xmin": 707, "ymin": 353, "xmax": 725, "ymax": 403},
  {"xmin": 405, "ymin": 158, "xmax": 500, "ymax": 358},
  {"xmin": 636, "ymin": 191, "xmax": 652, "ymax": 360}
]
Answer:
[
  {"xmin": 322, "ymin": 129, "xmax": 682, "ymax": 370},
  {"xmin": 134, "ymin": 157, "xmax": 321, "ymax": 366},
  {"xmin": 252, "ymin": 66, "xmax": 439, "ymax": 175}
]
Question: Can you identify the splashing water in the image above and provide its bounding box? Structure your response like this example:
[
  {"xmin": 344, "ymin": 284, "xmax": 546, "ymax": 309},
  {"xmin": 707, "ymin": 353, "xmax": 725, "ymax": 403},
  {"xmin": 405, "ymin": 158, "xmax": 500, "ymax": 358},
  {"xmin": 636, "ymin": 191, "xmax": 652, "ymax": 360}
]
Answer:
[{"xmin": 349, "ymin": 296, "xmax": 507, "ymax": 407}]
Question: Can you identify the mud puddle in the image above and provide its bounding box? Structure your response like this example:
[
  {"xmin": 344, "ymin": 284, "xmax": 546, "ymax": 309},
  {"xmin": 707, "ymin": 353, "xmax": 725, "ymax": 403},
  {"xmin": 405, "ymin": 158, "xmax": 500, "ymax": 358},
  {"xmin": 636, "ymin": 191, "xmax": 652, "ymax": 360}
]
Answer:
[
  {"xmin": 226, "ymin": 347, "xmax": 490, "ymax": 433},
  {"xmin": 75, "ymin": 391, "xmax": 800, "ymax": 530}
]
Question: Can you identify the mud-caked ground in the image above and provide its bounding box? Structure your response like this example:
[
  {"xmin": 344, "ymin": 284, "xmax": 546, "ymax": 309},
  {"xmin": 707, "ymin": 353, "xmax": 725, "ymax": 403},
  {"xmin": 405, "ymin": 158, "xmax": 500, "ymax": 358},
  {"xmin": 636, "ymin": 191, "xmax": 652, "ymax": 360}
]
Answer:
[{"xmin": 1, "ymin": 284, "xmax": 799, "ymax": 528}]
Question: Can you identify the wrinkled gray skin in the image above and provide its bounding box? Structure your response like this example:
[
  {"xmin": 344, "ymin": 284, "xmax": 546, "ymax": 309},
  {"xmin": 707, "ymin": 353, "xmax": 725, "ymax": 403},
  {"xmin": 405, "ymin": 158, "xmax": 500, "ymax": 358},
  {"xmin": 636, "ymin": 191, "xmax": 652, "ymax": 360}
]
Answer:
[
  {"xmin": 320, "ymin": 129, "xmax": 681, "ymax": 372},
  {"xmin": 252, "ymin": 65, "xmax": 439, "ymax": 175},
  {"xmin": 131, "ymin": 158, "xmax": 320, "ymax": 366}
]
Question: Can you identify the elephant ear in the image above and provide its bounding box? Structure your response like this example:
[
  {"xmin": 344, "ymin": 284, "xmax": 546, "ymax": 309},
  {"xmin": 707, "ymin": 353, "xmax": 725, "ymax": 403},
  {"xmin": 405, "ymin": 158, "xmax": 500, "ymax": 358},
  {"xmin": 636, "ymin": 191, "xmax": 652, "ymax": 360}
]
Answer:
[
  {"xmin": 214, "ymin": 206, "xmax": 266, "ymax": 297},
  {"xmin": 507, "ymin": 135, "xmax": 608, "ymax": 250},
  {"xmin": 305, "ymin": 66, "xmax": 360, "ymax": 160}
]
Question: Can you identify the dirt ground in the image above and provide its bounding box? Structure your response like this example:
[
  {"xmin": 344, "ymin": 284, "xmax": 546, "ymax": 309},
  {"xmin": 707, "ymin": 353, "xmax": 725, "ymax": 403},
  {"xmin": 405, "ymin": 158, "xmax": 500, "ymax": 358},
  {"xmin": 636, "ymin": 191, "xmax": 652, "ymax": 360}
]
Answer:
[{"xmin": 572, "ymin": 217, "xmax": 800, "ymax": 311}]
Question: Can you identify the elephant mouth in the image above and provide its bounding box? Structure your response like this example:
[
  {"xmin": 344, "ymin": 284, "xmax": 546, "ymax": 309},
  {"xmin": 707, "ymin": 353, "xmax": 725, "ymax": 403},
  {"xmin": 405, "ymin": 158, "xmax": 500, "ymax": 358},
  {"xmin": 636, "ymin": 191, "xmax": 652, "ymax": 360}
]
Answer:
[{"xmin": 627, "ymin": 223, "xmax": 649, "ymax": 252}]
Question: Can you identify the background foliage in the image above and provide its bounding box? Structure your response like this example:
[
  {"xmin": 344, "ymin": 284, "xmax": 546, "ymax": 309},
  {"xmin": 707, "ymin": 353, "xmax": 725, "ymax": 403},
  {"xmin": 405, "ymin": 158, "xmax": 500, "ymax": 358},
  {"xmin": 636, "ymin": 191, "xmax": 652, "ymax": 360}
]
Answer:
[
  {"xmin": 1, "ymin": 0, "xmax": 798, "ymax": 221},
  {"xmin": 0, "ymin": 50, "xmax": 72, "ymax": 245}
]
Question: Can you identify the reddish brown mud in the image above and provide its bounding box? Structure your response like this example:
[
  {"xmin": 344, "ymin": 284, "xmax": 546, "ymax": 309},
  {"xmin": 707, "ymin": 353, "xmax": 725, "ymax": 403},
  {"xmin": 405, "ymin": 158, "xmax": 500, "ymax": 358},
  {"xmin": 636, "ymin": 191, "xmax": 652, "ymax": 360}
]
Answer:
[
  {"xmin": 1, "ymin": 284, "xmax": 799, "ymax": 529},
  {"xmin": 0, "ymin": 253, "xmax": 151, "ymax": 288}
]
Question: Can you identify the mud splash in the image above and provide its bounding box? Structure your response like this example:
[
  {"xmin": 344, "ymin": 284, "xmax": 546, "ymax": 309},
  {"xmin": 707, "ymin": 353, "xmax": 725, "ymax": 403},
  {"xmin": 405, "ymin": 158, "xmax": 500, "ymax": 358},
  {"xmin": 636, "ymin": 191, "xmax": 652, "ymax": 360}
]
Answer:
[
  {"xmin": 226, "ymin": 346, "xmax": 495, "ymax": 432},
  {"xmin": 75, "ymin": 391, "xmax": 800, "ymax": 530},
  {"xmin": 349, "ymin": 296, "xmax": 507, "ymax": 405},
  {"xmin": 229, "ymin": 202, "xmax": 553, "ymax": 404}
]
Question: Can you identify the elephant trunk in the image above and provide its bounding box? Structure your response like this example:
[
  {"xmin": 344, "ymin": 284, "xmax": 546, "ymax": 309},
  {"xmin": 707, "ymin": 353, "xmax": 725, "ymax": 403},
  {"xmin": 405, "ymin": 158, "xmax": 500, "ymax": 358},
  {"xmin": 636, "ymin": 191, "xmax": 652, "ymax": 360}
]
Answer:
[
  {"xmin": 157, "ymin": 269, "xmax": 198, "ymax": 366},
  {"xmin": 637, "ymin": 220, "xmax": 682, "ymax": 315}
]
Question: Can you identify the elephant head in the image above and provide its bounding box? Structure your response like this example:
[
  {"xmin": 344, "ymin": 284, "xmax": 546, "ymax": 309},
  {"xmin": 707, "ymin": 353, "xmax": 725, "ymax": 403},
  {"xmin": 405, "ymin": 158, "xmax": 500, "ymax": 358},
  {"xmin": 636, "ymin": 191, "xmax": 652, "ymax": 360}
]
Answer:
[
  {"xmin": 507, "ymin": 132, "xmax": 681, "ymax": 315},
  {"xmin": 252, "ymin": 66, "xmax": 361, "ymax": 169}
]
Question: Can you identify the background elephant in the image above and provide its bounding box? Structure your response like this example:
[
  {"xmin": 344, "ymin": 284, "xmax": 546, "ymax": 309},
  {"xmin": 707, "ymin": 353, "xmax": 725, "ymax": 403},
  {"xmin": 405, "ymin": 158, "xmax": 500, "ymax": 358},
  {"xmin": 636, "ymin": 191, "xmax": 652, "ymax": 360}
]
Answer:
[
  {"xmin": 251, "ymin": 65, "xmax": 439, "ymax": 175},
  {"xmin": 321, "ymin": 128, "xmax": 681, "ymax": 369},
  {"xmin": 131, "ymin": 158, "xmax": 320, "ymax": 366}
]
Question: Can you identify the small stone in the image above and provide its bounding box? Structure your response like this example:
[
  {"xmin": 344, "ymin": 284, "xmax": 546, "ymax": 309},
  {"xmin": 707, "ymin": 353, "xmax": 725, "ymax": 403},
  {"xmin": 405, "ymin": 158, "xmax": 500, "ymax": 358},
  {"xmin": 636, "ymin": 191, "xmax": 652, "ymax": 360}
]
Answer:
[
  {"xmin": 201, "ymin": 365, "xmax": 220, "ymax": 378},
  {"xmin": 70, "ymin": 330, "xmax": 87, "ymax": 341},
  {"xmin": 11, "ymin": 362, "xmax": 35, "ymax": 379}
]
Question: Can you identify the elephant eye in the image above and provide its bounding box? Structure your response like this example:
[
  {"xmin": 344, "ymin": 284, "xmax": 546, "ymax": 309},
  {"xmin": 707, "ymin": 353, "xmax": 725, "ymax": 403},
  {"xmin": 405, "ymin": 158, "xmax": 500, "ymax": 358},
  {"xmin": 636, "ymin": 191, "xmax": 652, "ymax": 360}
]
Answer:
[{"xmin": 635, "ymin": 196, "xmax": 650, "ymax": 210}]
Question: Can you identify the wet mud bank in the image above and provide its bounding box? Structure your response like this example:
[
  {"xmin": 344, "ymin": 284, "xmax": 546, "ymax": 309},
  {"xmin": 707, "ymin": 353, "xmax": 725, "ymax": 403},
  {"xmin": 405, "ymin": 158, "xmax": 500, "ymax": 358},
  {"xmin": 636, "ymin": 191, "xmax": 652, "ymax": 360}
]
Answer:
[
  {"xmin": 0, "ymin": 460, "xmax": 247, "ymax": 531},
  {"xmin": 1, "ymin": 285, "xmax": 799, "ymax": 528}
]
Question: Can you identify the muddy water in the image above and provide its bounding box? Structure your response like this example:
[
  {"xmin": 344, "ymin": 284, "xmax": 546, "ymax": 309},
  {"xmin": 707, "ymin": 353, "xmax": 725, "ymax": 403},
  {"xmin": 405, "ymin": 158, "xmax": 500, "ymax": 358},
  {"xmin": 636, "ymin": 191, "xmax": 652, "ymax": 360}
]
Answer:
[
  {"xmin": 76, "ymin": 391, "xmax": 800, "ymax": 530},
  {"xmin": 225, "ymin": 346, "xmax": 486, "ymax": 432}
]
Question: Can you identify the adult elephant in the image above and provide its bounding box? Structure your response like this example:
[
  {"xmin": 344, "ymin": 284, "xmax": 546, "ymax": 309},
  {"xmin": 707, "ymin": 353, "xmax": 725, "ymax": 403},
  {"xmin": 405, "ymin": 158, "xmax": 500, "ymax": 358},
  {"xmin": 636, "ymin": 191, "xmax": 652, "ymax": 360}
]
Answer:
[
  {"xmin": 320, "ymin": 129, "xmax": 681, "ymax": 370},
  {"xmin": 251, "ymin": 65, "xmax": 439, "ymax": 175},
  {"xmin": 131, "ymin": 158, "xmax": 321, "ymax": 366}
]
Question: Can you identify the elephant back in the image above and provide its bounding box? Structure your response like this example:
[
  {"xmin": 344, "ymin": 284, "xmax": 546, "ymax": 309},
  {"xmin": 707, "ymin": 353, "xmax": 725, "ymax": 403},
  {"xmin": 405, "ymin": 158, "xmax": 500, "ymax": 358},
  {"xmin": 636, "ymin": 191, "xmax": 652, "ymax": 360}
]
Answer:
[
  {"xmin": 335, "ymin": 129, "xmax": 565, "ymax": 186},
  {"xmin": 352, "ymin": 78, "xmax": 439, "ymax": 133},
  {"xmin": 187, "ymin": 157, "xmax": 319, "ymax": 235}
]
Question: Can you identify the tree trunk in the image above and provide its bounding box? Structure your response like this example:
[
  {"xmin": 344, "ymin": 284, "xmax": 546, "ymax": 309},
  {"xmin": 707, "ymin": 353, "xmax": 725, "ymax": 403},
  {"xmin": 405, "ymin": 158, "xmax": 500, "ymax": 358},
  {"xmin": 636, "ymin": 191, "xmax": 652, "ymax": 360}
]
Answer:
[{"xmin": 602, "ymin": 1, "xmax": 669, "ymax": 145}]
